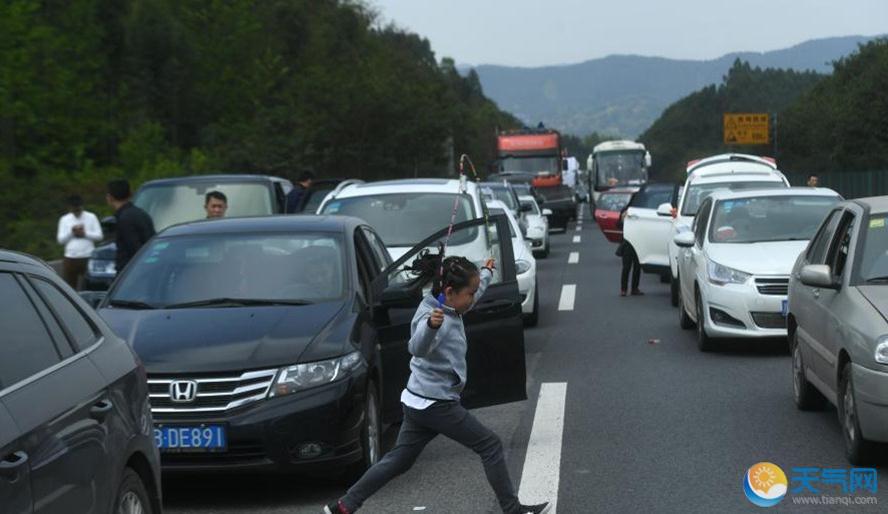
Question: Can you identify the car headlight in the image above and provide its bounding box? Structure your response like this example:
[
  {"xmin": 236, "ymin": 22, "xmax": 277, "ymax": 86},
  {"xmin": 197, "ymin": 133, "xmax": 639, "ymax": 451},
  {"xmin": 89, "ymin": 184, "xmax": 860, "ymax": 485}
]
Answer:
[
  {"xmin": 707, "ymin": 260, "xmax": 751, "ymax": 285},
  {"xmin": 875, "ymin": 337, "xmax": 888, "ymax": 364},
  {"xmin": 516, "ymin": 259, "xmax": 532, "ymax": 275},
  {"xmin": 88, "ymin": 259, "xmax": 116, "ymax": 275},
  {"xmin": 270, "ymin": 351, "xmax": 362, "ymax": 397}
]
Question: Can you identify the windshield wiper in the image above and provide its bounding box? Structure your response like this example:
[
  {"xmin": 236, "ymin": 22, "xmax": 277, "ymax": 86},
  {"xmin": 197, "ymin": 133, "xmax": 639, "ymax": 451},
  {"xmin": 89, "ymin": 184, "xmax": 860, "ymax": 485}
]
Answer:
[
  {"xmin": 108, "ymin": 299, "xmax": 156, "ymax": 310},
  {"xmin": 865, "ymin": 276, "xmax": 888, "ymax": 284},
  {"xmin": 163, "ymin": 298, "xmax": 314, "ymax": 309}
]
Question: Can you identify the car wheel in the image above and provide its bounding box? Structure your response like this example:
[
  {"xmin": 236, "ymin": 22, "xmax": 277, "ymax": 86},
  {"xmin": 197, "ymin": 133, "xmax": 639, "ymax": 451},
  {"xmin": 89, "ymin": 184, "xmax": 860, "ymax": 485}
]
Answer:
[
  {"xmin": 540, "ymin": 240, "xmax": 550, "ymax": 258},
  {"xmin": 115, "ymin": 468, "xmax": 153, "ymax": 514},
  {"xmin": 524, "ymin": 282, "xmax": 539, "ymax": 327},
  {"xmin": 791, "ymin": 332, "xmax": 826, "ymax": 411},
  {"xmin": 839, "ymin": 362, "xmax": 877, "ymax": 465},
  {"xmin": 695, "ymin": 291, "xmax": 714, "ymax": 352},
  {"xmin": 678, "ymin": 280, "xmax": 694, "ymax": 330},
  {"xmin": 670, "ymin": 273, "xmax": 679, "ymax": 307},
  {"xmin": 659, "ymin": 272, "xmax": 670, "ymax": 284}
]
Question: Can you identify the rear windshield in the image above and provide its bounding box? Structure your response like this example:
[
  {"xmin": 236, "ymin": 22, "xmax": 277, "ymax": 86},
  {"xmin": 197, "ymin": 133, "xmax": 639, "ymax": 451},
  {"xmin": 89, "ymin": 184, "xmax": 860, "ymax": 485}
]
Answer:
[
  {"xmin": 681, "ymin": 181, "xmax": 785, "ymax": 217},
  {"xmin": 135, "ymin": 182, "xmax": 274, "ymax": 231},
  {"xmin": 321, "ymin": 193, "xmax": 477, "ymax": 247}
]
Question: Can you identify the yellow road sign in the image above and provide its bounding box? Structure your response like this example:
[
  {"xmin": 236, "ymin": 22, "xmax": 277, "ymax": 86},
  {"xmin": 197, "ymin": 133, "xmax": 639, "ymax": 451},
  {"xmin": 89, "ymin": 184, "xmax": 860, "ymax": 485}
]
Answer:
[{"xmin": 724, "ymin": 113, "xmax": 769, "ymax": 145}]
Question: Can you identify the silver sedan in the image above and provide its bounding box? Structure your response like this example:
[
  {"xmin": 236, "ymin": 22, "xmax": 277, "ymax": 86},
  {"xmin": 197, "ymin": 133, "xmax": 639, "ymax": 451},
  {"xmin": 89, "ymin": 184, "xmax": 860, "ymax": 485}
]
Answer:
[{"xmin": 788, "ymin": 196, "xmax": 888, "ymax": 464}]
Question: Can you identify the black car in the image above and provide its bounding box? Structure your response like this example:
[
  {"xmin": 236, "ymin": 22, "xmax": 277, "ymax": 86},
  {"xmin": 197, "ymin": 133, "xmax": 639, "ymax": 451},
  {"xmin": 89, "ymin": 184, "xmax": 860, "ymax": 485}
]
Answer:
[
  {"xmin": 93, "ymin": 214, "xmax": 527, "ymax": 475},
  {"xmin": 0, "ymin": 250, "xmax": 161, "ymax": 514},
  {"xmin": 86, "ymin": 174, "xmax": 294, "ymax": 290}
]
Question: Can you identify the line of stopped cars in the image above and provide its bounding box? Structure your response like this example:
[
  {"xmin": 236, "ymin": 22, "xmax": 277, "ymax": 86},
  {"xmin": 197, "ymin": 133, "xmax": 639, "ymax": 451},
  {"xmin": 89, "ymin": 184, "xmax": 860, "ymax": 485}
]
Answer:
[
  {"xmin": 1, "ymin": 174, "xmax": 573, "ymax": 512},
  {"xmin": 611, "ymin": 153, "xmax": 888, "ymax": 464}
]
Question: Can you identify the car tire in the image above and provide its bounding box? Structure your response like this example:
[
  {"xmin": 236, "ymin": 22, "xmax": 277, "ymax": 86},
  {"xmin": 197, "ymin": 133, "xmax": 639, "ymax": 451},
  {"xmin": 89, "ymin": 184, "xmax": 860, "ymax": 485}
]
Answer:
[
  {"xmin": 346, "ymin": 385, "xmax": 382, "ymax": 480},
  {"xmin": 695, "ymin": 291, "xmax": 714, "ymax": 352},
  {"xmin": 659, "ymin": 272, "xmax": 670, "ymax": 284},
  {"xmin": 524, "ymin": 282, "xmax": 539, "ymax": 327},
  {"xmin": 791, "ymin": 332, "xmax": 826, "ymax": 411},
  {"xmin": 839, "ymin": 362, "xmax": 878, "ymax": 465},
  {"xmin": 540, "ymin": 241, "xmax": 550, "ymax": 258},
  {"xmin": 678, "ymin": 281, "xmax": 694, "ymax": 330},
  {"xmin": 670, "ymin": 273, "xmax": 679, "ymax": 307},
  {"xmin": 114, "ymin": 468, "xmax": 153, "ymax": 514}
]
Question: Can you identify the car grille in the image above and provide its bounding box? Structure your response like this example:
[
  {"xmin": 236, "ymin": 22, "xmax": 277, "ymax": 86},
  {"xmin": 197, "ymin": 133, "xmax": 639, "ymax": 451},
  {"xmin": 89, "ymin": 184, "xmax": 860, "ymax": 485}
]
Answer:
[
  {"xmin": 755, "ymin": 277, "xmax": 789, "ymax": 295},
  {"xmin": 751, "ymin": 312, "xmax": 786, "ymax": 329},
  {"xmin": 148, "ymin": 369, "xmax": 277, "ymax": 414}
]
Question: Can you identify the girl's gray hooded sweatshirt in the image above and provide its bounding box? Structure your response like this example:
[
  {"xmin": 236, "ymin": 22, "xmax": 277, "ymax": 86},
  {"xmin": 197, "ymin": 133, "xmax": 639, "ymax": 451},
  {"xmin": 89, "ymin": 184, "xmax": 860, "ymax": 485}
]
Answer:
[{"xmin": 405, "ymin": 268, "xmax": 493, "ymax": 401}]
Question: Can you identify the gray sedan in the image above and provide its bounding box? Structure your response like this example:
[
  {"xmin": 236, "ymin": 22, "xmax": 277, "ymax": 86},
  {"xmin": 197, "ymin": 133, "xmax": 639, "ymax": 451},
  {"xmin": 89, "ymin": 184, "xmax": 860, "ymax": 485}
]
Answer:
[{"xmin": 788, "ymin": 196, "xmax": 888, "ymax": 464}]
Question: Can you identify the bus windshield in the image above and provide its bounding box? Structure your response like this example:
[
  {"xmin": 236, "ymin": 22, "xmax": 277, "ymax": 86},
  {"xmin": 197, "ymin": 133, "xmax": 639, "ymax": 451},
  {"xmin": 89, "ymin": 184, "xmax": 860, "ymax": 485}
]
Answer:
[{"xmin": 595, "ymin": 151, "xmax": 647, "ymax": 188}]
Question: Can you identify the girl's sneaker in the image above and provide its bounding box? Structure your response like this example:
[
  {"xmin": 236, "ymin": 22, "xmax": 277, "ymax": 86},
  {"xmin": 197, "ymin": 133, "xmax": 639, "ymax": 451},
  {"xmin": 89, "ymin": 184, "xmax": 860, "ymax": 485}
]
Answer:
[
  {"xmin": 520, "ymin": 502, "xmax": 551, "ymax": 514},
  {"xmin": 323, "ymin": 500, "xmax": 351, "ymax": 514}
]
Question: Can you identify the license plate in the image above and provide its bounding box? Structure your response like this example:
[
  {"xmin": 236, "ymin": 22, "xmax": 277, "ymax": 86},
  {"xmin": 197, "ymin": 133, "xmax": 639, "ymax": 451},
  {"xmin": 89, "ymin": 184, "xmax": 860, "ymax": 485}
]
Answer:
[
  {"xmin": 781, "ymin": 299, "xmax": 788, "ymax": 317},
  {"xmin": 154, "ymin": 424, "xmax": 227, "ymax": 452}
]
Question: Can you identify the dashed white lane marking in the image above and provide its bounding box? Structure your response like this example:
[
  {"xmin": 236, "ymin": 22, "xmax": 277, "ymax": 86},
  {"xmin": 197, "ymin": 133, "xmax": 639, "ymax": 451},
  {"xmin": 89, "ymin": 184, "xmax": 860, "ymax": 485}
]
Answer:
[
  {"xmin": 519, "ymin": 382, "xmax": 567, "ymax": 513},
  {"xmin": 572, "ymin": 235, "xmax": 581, "ymax": 244},
  {"xmin": 558, "ymin": 284, "xmax": 576, "ymax": 311},
  {"xmin": 575, "ymin": 226, "xmax": 581, "ymax": 232},
  {"xmin": 568, "ymin": 252, "xmax": 579, "ymax": 264}
]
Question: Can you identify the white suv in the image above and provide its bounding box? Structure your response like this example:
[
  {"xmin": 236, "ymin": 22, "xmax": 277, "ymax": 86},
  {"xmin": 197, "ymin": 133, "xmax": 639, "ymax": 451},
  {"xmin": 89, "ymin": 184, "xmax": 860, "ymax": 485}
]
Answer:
[
  {"xmin": 674, "ymin": 188, "xmax": 841, "ymax": 351},
  {"xmin": 667, "ymin": 154, "xmax": 790, "ymax": 306},
  {"xmin": 317, "ymin": 178, "xmax": 487, "ymax": 262}
]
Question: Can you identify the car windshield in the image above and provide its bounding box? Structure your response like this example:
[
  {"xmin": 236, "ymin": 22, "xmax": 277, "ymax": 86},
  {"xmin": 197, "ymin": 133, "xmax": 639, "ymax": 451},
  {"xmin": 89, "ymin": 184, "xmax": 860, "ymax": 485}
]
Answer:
[
  {"xmin": 500, "ymin": 156, "xmax": 559, "ymax": 174},
  {"xmin": 511, "ymin": 184, "xmax": 532, "ymax": 196},
  {"xmin": 134, "ymin": 182, "xmax": 275, "ymax": 231},
  {"xmin": 708, "ymin": 195, "xmax": 839, "ymax": 244},
  {"xmin": 488, "ymin": 187, "xmax": 518, "ymax": 211},
  {"xmin": 320, "ymin": 193, "xmax": 477, "ymax": 247},
  {"xmin": 520, "ymin": 199, "xmax": 540, "ymax": 215},
  {"xmin": 631, "ymin": 187, "xmax": 674, "ymax": 209},
  {"xmin": 595, "ymin": 151, "xmax": 646, "ymax": 187},
  {"xmin": 597, "ymin": 193, "xmax": 632, "ymax": 212},
  {"xmin": 857, "ymin": 214, "xmax": 888, "ymax": 283},
  {"xmin": 681, "ymin": 181, "xmax": 784, "ymax": 216},
  {"xmin": 110, "ymin": 233, "xmax": 345, "ymax": 307}
]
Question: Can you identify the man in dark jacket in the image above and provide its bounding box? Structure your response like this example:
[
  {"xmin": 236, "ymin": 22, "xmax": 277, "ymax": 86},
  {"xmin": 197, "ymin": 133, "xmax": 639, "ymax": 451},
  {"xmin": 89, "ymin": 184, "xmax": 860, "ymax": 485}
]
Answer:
[
  {"xmin": 106, "ymin": 179, "xmax": 155, "ymax": 273},
  {"xmin": 285, "ymin": 169, "xmax": 315, "ymax": 214}
]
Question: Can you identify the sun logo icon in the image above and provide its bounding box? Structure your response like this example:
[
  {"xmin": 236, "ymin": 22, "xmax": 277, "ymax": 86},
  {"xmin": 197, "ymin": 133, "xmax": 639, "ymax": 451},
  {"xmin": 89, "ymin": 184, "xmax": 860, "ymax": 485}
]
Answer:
[{"xmin": 744, "ymin": 462, "xmax": 788, "ymax": 507}]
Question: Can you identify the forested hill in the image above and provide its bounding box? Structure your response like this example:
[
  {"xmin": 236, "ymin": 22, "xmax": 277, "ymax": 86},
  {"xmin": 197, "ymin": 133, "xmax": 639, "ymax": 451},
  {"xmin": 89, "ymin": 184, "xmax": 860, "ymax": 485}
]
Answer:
[
  {"xmin": 638, "ymin": 39, "xmax": 888, "ymax": 180},
  {"xmin": 472, "ymin": 35, "xmax": 881, "ymax": 137},
  {"xmin": 0, "ymin": 0, "xmax": 519, "ymax": 258}
]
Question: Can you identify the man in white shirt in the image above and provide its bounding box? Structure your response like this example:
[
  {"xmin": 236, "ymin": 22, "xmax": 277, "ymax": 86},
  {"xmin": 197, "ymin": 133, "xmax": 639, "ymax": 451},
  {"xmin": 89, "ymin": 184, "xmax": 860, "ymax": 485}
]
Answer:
[{"xmin": 57, "ymin": 195, "xmax": 103, "ymax": 290}]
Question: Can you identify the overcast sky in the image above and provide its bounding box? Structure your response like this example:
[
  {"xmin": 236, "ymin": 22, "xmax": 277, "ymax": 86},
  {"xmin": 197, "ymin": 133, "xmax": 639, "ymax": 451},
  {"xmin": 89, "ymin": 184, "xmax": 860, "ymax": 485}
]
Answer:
[{"xmin": 368, "ymin": 0, "xmax": 888, "ymax": 67}]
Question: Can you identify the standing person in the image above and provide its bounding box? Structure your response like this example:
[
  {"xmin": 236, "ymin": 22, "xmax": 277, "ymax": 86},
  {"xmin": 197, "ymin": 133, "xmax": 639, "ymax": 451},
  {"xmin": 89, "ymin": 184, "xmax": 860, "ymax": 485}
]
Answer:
[
  {"xmin": 204, "ymin": 190, "xmax": 228, "ymax": 218},
  {"xmin": 325, "ymin": 256, "xmax": 550, "ymax": 514},
  {"xmin": 106, "ymin": 179, "xmax": 155, "ymax": 274},
  {"xmin": 807, "ymin": 174, "xmax": 819, "ymax": 187},
  {"xmin": 285, "ymin": 170, "xmax": 315, "ymax": 213},
  {"xmin": 616, "ymin": 205, "xmax": 642, "ymax": 296},
  {"xmin": 56, "ymin": 195, "xmax": 103, "ymax": 290}
]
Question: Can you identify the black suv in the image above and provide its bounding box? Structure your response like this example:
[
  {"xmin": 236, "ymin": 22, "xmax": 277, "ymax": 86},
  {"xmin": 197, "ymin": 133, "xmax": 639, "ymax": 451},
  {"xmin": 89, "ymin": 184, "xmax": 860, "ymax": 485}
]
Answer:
[
  {"xmin": 94, "ymin": 214, "xmax": 527, "ymax": 475},
  {"xmin": 0, "ymin": 250, "xmax": 161, "ymax": 513},
  {"xmin": 86, "ymin": 174, "xmax": 293, "ymax": 290}
]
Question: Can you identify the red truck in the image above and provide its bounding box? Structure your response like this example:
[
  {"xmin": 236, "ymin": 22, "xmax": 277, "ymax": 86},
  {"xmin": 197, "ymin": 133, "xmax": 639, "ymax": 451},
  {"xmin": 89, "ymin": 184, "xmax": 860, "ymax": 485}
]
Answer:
[{"xmin": 492, "ymin": 129, "xmax": 576, "ymax": 231}]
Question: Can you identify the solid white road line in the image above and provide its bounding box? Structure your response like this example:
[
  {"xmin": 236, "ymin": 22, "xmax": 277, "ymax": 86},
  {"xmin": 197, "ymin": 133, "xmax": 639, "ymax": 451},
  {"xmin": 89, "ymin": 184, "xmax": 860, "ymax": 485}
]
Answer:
[
  {"xmin": 572, "ymin": 235, "xmax": 581, "ymax": 244},
  {"xmin": 568, "ymin": 252, "xmax": 579, "ymax": 264},
  {"xmin": 519, "ymin": 382, "xmax": 567, "ymax": 513},
  {"xmin": 558, "ymin": 284, "xmax": 576, "ymax": 311}
]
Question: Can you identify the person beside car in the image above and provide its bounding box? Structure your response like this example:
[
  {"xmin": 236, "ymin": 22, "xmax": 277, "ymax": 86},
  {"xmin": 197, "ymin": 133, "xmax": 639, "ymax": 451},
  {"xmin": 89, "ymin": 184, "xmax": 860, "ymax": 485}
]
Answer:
[
  {"xmin": 56, "ymin": 194, "xmax": 103, "ymax": 289},
  {"xmin": 204, "ymin": 190, "xmax": 228, "ymax": 218},
  {"xmin": 807, "ymin": 174, "xmax": 820, "ymax": 187},
  {"xmin": 617, "ymin": 204, "xmax": 643, "ymax": 296},
  {"xmin": 285, "ymin": 169, "xmax": 315, "ymax": 213},
  {"xmin": 107, "ymin": 179, "xmax": 155, "ymax": 273}
]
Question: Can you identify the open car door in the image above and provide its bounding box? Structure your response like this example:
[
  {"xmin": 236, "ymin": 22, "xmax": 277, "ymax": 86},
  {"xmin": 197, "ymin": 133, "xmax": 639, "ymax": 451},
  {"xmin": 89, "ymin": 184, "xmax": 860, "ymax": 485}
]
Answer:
[
  {"xmin": 623, "ymin": 184, "xmax": 680, "ymax": 272},
  {"xmin": 371, "ymin": 215, "xmax": 527, "ymax": 420}
]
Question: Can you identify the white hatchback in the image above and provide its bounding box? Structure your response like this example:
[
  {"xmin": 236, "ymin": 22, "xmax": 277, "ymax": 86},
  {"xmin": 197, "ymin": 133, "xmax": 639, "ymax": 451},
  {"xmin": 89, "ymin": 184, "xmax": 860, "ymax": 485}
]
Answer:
[
  {"xmin": 518, "ymin": 195, "xmax": 550, "ymax": 258},
  {"xmin": 674, "ymin": 188, "xmax": 841, "ymax": 351}
]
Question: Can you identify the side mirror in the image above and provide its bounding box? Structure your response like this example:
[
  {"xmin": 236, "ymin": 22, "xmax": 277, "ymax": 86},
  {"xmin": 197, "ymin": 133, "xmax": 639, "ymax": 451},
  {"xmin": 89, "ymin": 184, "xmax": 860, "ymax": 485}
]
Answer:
[
  {"xmin": 673, "ymin": 232, "xmax": 696, "ymax": 248},
  {"xmin": 79, "ymin": 291, "xmax": 107, "ymax": 309},
  {"xmin": 799, "ymin": 264, "xmax": 837, "ymax": 289},
  {"xmin": 542, "ymin": 208, "xmax": 553, "ymax": 216},
  {"xmin": 656, "ymin": 203, "xmax": 673, "ymax": 217}
]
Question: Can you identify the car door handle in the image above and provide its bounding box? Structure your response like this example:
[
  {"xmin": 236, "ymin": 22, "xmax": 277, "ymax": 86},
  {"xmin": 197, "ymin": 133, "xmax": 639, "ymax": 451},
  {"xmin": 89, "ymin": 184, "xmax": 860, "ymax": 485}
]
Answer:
[
  {"xmin": 90, "ymin": 399, "xmax": 114, "ymax": 421},
  {"xmin": 0, "ymin": 451, "xmax": 28, "ymax": 480},
  {"xmin": 474, "ymin": 299, "xmax": 514, "ymax": 313},
  {"xmin": 626, "ymin": 214, "xmax": 638, "ymax": 219}
]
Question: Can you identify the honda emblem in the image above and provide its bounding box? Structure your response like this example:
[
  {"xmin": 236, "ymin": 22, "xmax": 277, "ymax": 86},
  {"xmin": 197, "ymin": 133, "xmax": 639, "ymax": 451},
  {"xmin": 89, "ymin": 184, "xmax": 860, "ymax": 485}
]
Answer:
[{"xmin": 169, "ymin": 380, "xmax": 198, "ymax": 403}]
